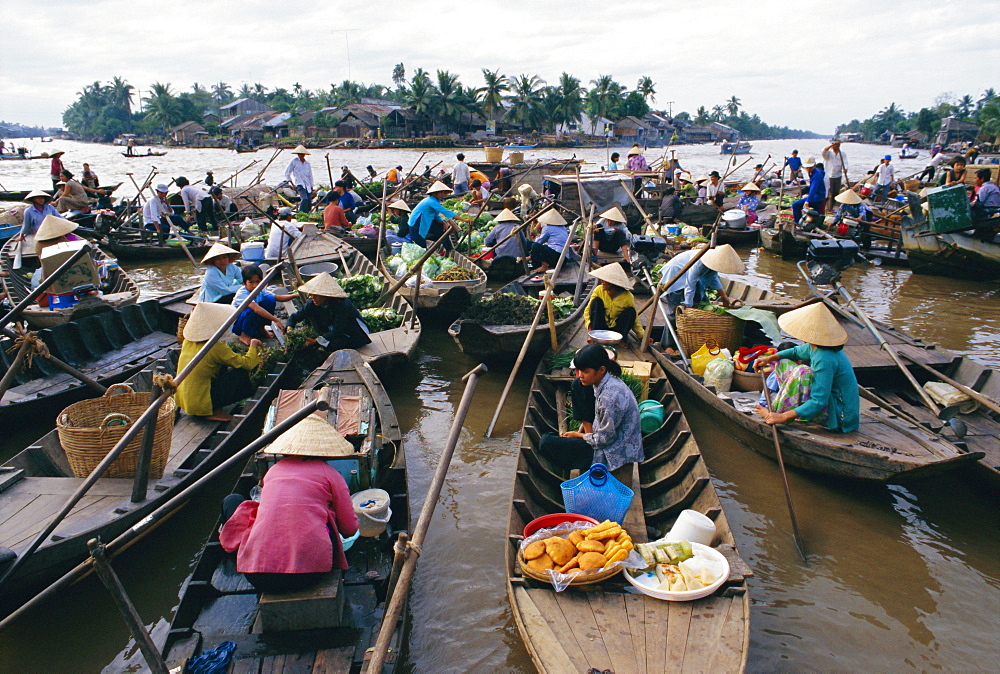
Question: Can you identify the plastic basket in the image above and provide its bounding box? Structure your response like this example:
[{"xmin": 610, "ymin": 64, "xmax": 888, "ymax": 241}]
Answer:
[{"xmin": 560, "ymin": 463, "xmax": 634, "ymax": 524}]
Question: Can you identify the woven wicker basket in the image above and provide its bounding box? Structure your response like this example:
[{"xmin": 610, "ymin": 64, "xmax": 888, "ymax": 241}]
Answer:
[
  {"xmin": 517, "ymin": 525, "xmax": 625, "ymax": 586},
  {"xmin": 57, "ymin": 383, "xmax": 176, "ymax": 479},
  {"xmin": 676, "ymin": 305, "xmax": 744, "ymax": 355}
]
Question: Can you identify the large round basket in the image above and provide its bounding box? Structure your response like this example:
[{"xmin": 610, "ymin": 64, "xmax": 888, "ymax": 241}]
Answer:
[
  {"xmin": 676, "ymin": 305, "xmax": 744, "ymax": 355},
  {"xmin": 57, "ymin": 383, "xmax": 176, "ymax": 479},
  {"xmin": 517, "ymin": 524, "xmax": 625, "ymax": 586},
  {"xmin": 731, "ymin": 368, "xmax": 764, "ymax": 392}
]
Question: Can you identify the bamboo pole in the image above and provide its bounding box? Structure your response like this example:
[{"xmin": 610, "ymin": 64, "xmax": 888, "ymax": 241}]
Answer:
[
  {"xmin": 485, "ymin": 229, "xmax": 575, "ymax": 437},
  {"xmin": 375, "ymin": 179, "xmax": 388, "ymax": 269},
  {"xmin": 376, "ymin": 227, "xmax": 454, "ymax": 305},
  {"xmin": 0, "ymin": 338, "xmax": 31, "ymax": 402},
  {"xmin": 545, "ymin": 276, "xmax": 558, "ymax": 351},
  {"xmin": 0, "ymin": 244, "xmax": 95, "ymax": 332},
  {"xmin": 619, "ymin": 178, "xmax": 657, "ymax": 236},
  {"xmin": 573, "ymin": 205, "xmax": 596, "ymax": 305},
  {"xmin": 900, "ymin": 353, "xmax": 1000, "ymax": 416},
  {"xmin": 130, "ymin": 365, "xmax": 163, "ymax": 503},
  {"xmin": 0, "ymin": 262, "xmax": 285, "ymax": 591},
  {"xmin": 759, "ymin": 371, "xmax": 807, "ymax": 561},
  {"xmin": 367, "ymin": 365, "xmax": 487, "ymax": 672}
]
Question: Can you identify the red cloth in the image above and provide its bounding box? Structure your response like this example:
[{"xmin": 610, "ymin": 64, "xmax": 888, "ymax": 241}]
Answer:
[
  {"xmin": 50, "ymin": 157, "xmax": 64, "ymax": 178},
  {"xmin": 219, "ymin": 457, "xmax": 359, "ymax": 573},
  {"xmin": 323, "ymin": 202, "xmax": 350, "ymax": 230}
]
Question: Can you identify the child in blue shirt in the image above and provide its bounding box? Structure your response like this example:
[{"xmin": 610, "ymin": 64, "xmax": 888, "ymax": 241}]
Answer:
[{"xmin": 231, "ymin": 265, "xmax": 296, "ymax": 344}]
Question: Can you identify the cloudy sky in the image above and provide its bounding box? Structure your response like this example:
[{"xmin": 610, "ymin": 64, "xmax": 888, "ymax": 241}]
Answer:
[{"xmin": 3, "ymin": 0, "xmax": 998, "ymax": 134}]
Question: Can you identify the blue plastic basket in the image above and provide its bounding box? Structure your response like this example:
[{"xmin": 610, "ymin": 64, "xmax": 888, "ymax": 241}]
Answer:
[{"xmin": 560, "ymin": 463, "xmax": 634, "ymax": 524}]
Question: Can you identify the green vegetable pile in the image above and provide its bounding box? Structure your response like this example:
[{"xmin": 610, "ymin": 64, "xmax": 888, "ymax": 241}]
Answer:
[
  {"xmin": 463, "ymin": 292, "xmax": 575, "ymax": 325},
  {"xmin": 294, "ymin": 212, "xmax": 323, "ymax": 223},
  {"xmin": 234, "ymin": 325, "xmax": 318, "ymax": 387},
  {"xmin": 361, "ymin": 307, "xmax": 403, "ymax": 332},
  {"xmin": 694, "ymin": 302, "xmax": 728, "ymax": 315},
  {"xmin": 434, "ymin": 267, "xmax": 478, "ymax": 281},
  {"xmin": 340, "ymin": 275, "xmax": 384, "ymax": 310},
  {"xmin": 651, "ymin": 262, "xmax": 667, "ymax": 284},
  {"xmin": 545, "ymin": 350, "xmax": 576, "ymax": 371}
]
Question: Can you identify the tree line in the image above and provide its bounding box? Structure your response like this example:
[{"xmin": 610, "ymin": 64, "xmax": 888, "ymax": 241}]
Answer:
[
  {"xmin": 62, "ymin": 66, "xmax": 816, "ymax": 141},
  {"xmin": 835, "ymin": 89, "xmax": 999, "ymax": 142}
]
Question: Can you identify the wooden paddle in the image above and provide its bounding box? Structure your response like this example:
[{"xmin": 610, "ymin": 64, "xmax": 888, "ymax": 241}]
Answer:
[{"xmin": 759, "ymin": 369, "xmax": 807, "ymax": 561}]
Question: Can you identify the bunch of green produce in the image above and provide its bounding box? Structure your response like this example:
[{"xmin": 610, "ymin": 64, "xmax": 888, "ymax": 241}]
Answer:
[
  {"xmin": 234, "ymin": 325, "xmax": 319, "ymax": 387},
  {"xmin": 550, "ymin": 297, "xmax": 575, "ymax": 319},
  {"xmin": 545, "ymin": 350, "xmax": 576, "ymax": 371},
  {"xmin": 339, "ymin": 274, "xmax": 384, "ymax": 310},
  {"xmin": 463, "ymin": 292, "xmax": 540, "ymax": 324},
  {"xmin": 651, "ymin": 262, "xmax": 667, "ymax": 284},
  {"xmin": 360, "ymin": 307, "xmax": 403, "ymax": 332},
  {"xmin": 294, "ymin": 212, "xmax": 323, "ymax": 223},
  {"xmin": 694, "ymin": 302, "xmax": 728, "ymax": 315},
  {"xmin": 434, "ymin": 267, "xmax": 478, "ymax": 281}
]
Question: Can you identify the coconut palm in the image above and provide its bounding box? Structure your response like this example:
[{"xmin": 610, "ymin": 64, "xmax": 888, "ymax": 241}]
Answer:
[
  {"xmin": 392, "ymin": 63, "xmax": 406, "ymax": 88},
  {"xmin": 431, "ymin": 70, "xmax": 467, "ymax": 131},
  {"xmin": 506, "ymin": 74, "xmax": 546, "ymax": 129},
  {"xmin": 711, "ymin": 104, "xmax": 726, "ymax": 120},
  {"xmin": 143, "ymin": 82, "xmax": 181, "ymax": 130},
  {"xmin": 588, "ymin": 75, "xmax": 624, "ymax": 122},
  {"xmin": 980, "ymin": 99, "xmax": 1000, "ymax": 136},
  {"xmin": 956, "ymin": 94, "xmax": 974, "ymax": 119},
  {"xmin": 551, "ymin": 72, "xmax": 584, "ymax": 129},
  {"xmin": 109, "ymin": 77, "xmax": 135, "ymax": 116},
  {"xmin": 479, "ymin": 69, "xmax": 509, "ymax": 122},
  {"xmin": 212, "ymin": 82, "xmax": 233, "ymax": 105},
  {"xmin": 694, "ymin": 106, "xmax": 710, "ymax": 125},
  {"xmin": 977, "ymin": 88, "xmax": 997, "ymax": 112},
  {"xmin": 406, "ymin": 69, "xmax": 435, "ymax": 119},
  {"xmin": 637, "ymin": 76, "xmax": 656, "ymax": 103},
  {"xmin": 726, "ymin": 95, "xmax": 741, "ymax": 117},
  {"xmin": 252, "ymin": 83, "xmax": 268, "ymax": 99},
  {"xmin": 237, "ymin": 83, "xmax": 253, "ymax": 99}
]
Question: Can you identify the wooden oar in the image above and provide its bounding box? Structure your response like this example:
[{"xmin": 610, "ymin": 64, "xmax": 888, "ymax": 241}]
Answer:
[
  {"xmin": 759, "ymin": 370, "xmax": 807, "ymax": 561},
  {"xmin": 368, "ymin": 364, "xmax": 487, "ymax": 672},
  {"xmin": 900, "ymin": 353, "xmax": 1000, "ymax": 416},
  {"xmin": 485, "ymin": 229, "xmax": 575, "ymax": 437}
]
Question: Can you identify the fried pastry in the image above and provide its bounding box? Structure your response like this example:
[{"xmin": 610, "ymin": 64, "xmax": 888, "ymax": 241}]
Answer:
[
  {"xmin": 544, "ymin": 536, "xmax": 577, "ymax": 566},
  {"xmin": 523, "ymin": 540, "xmax": 546, "ymax": 561}
]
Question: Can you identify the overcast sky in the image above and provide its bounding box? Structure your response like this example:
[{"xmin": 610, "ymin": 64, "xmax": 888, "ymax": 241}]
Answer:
[{"xmin": 2, "ymin": 0, "xmax": 998, "ymax": 134}]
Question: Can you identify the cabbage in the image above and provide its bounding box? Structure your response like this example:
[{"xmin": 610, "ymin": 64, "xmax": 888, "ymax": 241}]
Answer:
[{"xmin": 401, "ymin": 243, "xmax": 426, "ymax": 265}]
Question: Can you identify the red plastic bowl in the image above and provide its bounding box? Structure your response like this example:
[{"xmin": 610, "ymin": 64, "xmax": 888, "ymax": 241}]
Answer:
[{"xmin": 523, "ymin": 513, "xmax": 600, "ymax": 538}]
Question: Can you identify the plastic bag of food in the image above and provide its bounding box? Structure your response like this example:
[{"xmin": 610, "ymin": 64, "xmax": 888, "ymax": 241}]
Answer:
[
  {"xmin": 436, "ymin": 257, "xmax": 456, "ymax": 275},
  {"xmin": 703, "ymin": 357, "xmax": 735, "ymax": 392},
  {"xmin": 690, "ymin": 342, "xmax": 731, "ymax": 376},
  {"xmin": 681, "ymin": 225, "xmax": 700, "ymax": 236},
  {"xmin": 400, "ymin": 243, "xmax": 426, "ymax": 265}
]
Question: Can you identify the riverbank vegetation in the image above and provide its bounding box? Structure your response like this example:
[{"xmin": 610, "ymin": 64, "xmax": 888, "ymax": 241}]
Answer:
[{"xmin": 835, "ymin": 90, "xmax": 999, "ymax": 141}]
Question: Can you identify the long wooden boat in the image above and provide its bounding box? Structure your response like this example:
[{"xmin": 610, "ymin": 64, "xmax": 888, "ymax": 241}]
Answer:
[
  {"xmin": 100, "ymin": 238, "xmax": 212, "ymax": 262},
  {"xmin": 287, "ymin": 225, "xmax": 421, "ymax": 377},
  {"xmin": 0, "ymin": 183, "xmax": 123, "ymax": 203},
  {"xmin": 0, "ymin": 340, "xmax": 298, "ymax": 617},
  {"xmin": 120, "ymin": 151, "xmax": 167, "ymax": 157},
  {"xmin": 507, "ymin": 323, "xmax": 753, "ymax": 673},
  {"xmin": 899, "ymin": 194, "xmax": 1000, "ymax": 281},
  {"xmin": 342, "ymin": 234, "xmax": 381, "ymax": 259},
  {"xmin": 1, "ymin": 239, "xmax": 140, "ymax": 329},
  {"xmin": 448, "ymin": 276, "xmax": 595, "ymax": 360},
  {"xmin": 160, "ymin": 348, "xmax": 409, "ymax": 672},
  {"xmin": 0, "ymin": 287, "xmax": 195, "ymax": 426},
  {"xmin": 380, "ymin": 249, "xmax": 487, "ymax": 320}
]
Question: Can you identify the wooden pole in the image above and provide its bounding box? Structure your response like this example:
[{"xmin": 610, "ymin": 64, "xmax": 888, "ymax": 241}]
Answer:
[
  {"xmin": 0, "ymin": 243, "xmax": 95, "ymax": 332},
  {"xmin": 0, "ymin": 262, "xmax": 285, "ymax": 590},
  {"xmin": 620, "ymin": 178, "xmax": 657, "ymax": 236},
  {"xmin": 759, "ymin": 370, "xmax": 807, "ymax": 561},
  {"xmin": 130, "ymin": 365, "xmax": 163, "ymax": 503},
  {"xmin": 87, "ymin": 539, "xmax": 169, "ymax": 674},
  {"xmin": 368, "ymin": 365, "xmax": 487, "ymax": 673},
  {"xmin": 573, "ymin": 205, "xmax": 596, "ymax": 305},
  {"xmin": 0, "ymin": 338, "xmax": 31, "ymax": 402},
  {"xmin": 545, "ymin": 276, "xmax": 558, "ymax": 351},
  {"xmin": 486, "ymin": 229, "xmax": 575, "ymax": 437},
  {"xmin": 900, "ymin": 353, "xmax": 1000, "ymax": 416},
  {"xmin": 409, "ymin": 260, "xmax": 423, "ymax": 329},
  {"xmin": 375, "ymin": 179, "xmax": 388, "ymax": 268},
  {"xmin": 383, "ymin": 532, "xmax": 409, "ymax": 603}
]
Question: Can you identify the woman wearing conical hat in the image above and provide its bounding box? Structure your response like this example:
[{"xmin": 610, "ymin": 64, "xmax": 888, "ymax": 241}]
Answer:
[
  {"xmin": 752, "ymin": 303, "xmax": 859, "ymax": 432},
  {"xmin": 284, "ymin": 144, "xmax": 314, "ymax": 213},
  {"xmin": 199, "ymin": 242, "xmax": 243, "ymax": 304},
  {"xmin": 482, "ymin": 208, "xmax": 524, "ymax": 262},
  {"xmin": 734, "ymin": 182, "xmax": 761, "ymax": 225},
  {"xmin": 528, "ymin": 207, "xmax": 570, "ymax": 276},
  {"xmin": 584, "ymin": 262, "xmax": 643, "ymax": 345},
  {"xmin": 409, "ymin": 180, "xmax": 459, "ymax": 251},
  {"xmin": 829, "ymin": 189, "xmax": 870, "ymax": 234},
  {"xmin": 219, "ymin": 415, "xmax": 359, "ymax": 592},
  {"xmin": 383, "ymin": 199, "xmax": 412, "ymax": 245},
  {"xmin": 592, "ymin": 206, "xmax": 634, "ymax": 273},
  {"xmin": 176, "ymin": 302, "xmax": 263, "ymax": 422},
  {"xmin": 16, "ymin": 189, "xmax": 60, "ymax": 245},
  {"xmin": 286, "ymin": 273, "xmax": 372, "ymax": 353}
]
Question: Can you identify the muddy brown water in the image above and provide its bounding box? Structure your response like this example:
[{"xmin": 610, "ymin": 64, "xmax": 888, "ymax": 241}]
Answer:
[{"xmin": 1, "ymin": 142, "xmax": 998, "ymax": 671}]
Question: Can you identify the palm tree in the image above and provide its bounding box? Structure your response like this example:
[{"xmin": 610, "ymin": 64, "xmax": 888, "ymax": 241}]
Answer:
[
  {"xmin": 252, "ymin": 83, "xmax": 268, "ymax": 99},
  {"xmin": 392, "ymin": 63, "xmax": 406, "ymax": 88},
  {"xmin": 694, "ymin": 106, "xmax": 710, "ymax": 125},
  {"xmin": 109, "ymin": 76, "xmax": 135, "ymax": 116},
  {"xmin": 551, "ymin": 72, "xmax": 584, "ymax": 130},
  {"xmin": 636, "ymin": 76, "xmax": 656, "ymax": 103},
  {"xmin": 711, "ymin": 104, "xmax": 726, "ymax": 121},
  {"xmin": 237, "ymin": 83, "xmax": 253, "ymax": 99},
  {"xmin": 979, "ymin": 99, "xmax": 1000, "ymax": 136},
  {"xmin": 977, "ymin": 88, "xmax": 997, "ymax": 112},
  {"xmin": 143, "ymin": 82, "xmax": 181, "ymax": 130},
  {"xmin": 432, "ymin": 70, "xmax": 467, "ymax": 131},
  {"xmin": 956, "ymin": 94, "xmax": 974, "ymax": 119},
  {"xmin": 588, "ymin": 75, "xmax": 624, "ymax": 123},
  {"xmin": 726, "ymin": 95, "xmax": 741, "ymax": 117},
  {"xmin": 212, "ymin": 82, "xmax": 233, "ymax": 105},
  {"xmin": 192, "ymin": 82, "xmax": 207, "ymax": 95},
  {"xmin": 505, "ymin": 74, "xmax": 545, "ymax": 130},
  {"xmin": 479, "ymin": 69, "xmax": 509, "ymax": 122},
  {"xmin": 406, "ymin": 69, "xmax": 435, "ymax": 119}
]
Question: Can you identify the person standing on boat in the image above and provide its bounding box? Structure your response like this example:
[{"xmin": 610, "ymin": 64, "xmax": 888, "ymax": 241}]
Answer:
[
  {"xmin": 175, "ymin": 177, "xmax": 216, "ymax": 231},
  {"xmin": 753, "ymin": 303, "xmax": 859, "ymax": 432},
  {"xmin": 528, "ymin": 207, "xmax": 570, "ymax": 275},
  {"xmin": 176, "ymin": 302, "xmax": 261, "ymax": 422},
  {"xmin": 784, "ymin": 150, "xmax": 802, "ymax": 184},
  {"xmin": 792, "ymin": 158, "xmax": 826, "ymax": 222},
  {"xmin": 286, "ymin": 273, "xmax": 371, "ymax": 353},
  {"xmin": 126, "ymin": 138, "xmax": 135, "ymax": 156},
  {"xmin": 584, "ymin": 263, "xmax": 644, "ymax": 343},
  {"xmin": 822, "ymin": 140, "xmax": 849, "ymax": 209},
  {"xmin": 410, "ymin": 181, "xmax": 458, "ymax": 251},
  {"xmin": 539, "ymin": 344, "xmax": 643, "ymax": 471},
  {"xmin": 284, "ymin": 145, "xmax": 315, "ymax": 213},
  {"xmin": 871, "ymin": 155, "xmax": 897, "ymax": 203},
  {"xmin": 48, "ymin": 151, "xmax": 66, "ymax": 190},
  {"xmin": 143, "ymin": 183, "xmax": 189, "ymax": 244},
  {"xmin": 219, "ymin": 415, "xmax": 359, "ymax": 593},
  {"xmin": 592, "ymin": 206, "xmax": 634, "ymax": 272},
  {"xmin": 265, "ymin": 207, "xmax": 302, "ymax": 260},
  {"xmin": 452, "ymin": 153, "xmax": 471, "ymax": 196},
  {"xmin": 15, "ymin": 190, "xmax": 59, "ymax": 245},
  {"xmin": 626, "ymin": 145, "xmax": 649, "ymax": 194},
  {"xmin": 918, "ymin": 151, "xmax": 951, "ymax": 184},
  {"xmin": 482, "ymin": 208, "xmax": 524, "ymax": 262},
  {"xmin": 199, "ymin": 242, "xmax": 243, "ymax": 303}
]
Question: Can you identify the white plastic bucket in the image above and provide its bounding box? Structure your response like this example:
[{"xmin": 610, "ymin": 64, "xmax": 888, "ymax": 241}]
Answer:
[
  {"xmin": 357, "ymin": 506, "xmax": 391, "ymax": 537},
  {"xmin": 666, "ymin": 509, "xmax": 716, "ymax": 546},
  {"xmin": 241, "ymin": 241, "xmax": 265, "ymax": 261},
  {"xmin": 721, "ymin": 209, "xmax": 747, "ymax": 229}
]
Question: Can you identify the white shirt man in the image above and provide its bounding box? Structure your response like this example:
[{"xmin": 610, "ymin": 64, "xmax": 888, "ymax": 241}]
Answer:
[
  {"xmin": 875, "ymin": 161, "xmax": 896, "ymax": 186},
  {"xmin": 284, "ymin": 155, "xmax": 314, "ymax": 192},
  {"xmin": 265, "ymin": 210, "xmax": 302, "ymax": 259},
  {"xmin": 822, "ymin": 144, "xmax": 848, "ymax": 177},
  {"xmin": 179, "ymin": 184, "xmax": 209, "ymax": 213}
]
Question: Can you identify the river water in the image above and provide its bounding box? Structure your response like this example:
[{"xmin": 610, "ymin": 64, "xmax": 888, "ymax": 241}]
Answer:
[{"xmin": 1, "ymin": 141, "xmax": 998, "ymax": 672}]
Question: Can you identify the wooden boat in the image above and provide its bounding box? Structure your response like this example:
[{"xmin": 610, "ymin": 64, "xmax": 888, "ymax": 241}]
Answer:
[
  {"xmin": 507, "ymin": 323, "xmax": 753, "ymax": 673},
  {"xmin": 234, "ymin": 144, "xmax": 258, "ymax": 153},
  {"xmin": 0, "ymin": 183, "xmax": 123, "ymax": 203},
  {"xmin": 286, "ymin": 225, "xmax": 421, "ymax": 377},
  {"xmin": 0, "ymin": 287, "xmax": 195, "ymax": 426},
  {"xmin": 160, "ymin": 348, "xmax": 409, "ymax": 672},
  {"xmin": 0, "ymin": 342, "xmax": 297, "ymax": 617},
  {"xmin": 720, "ymin": 141, "xmax": 752, "ymax": 155},
  {"xmin": 899, "ymin": 194, "xmax": 1000, "ymax": 281},
  {"xmin": 120, "ymin": 151, "xmax": 167, "ymax": 157},
  {"xmin": 341, "ymin": 233, "xmax": 381, "ymax": 259},
  {"xmin": 448, "ymin": 275, "xmax": 595, "ymax": 360},
  {"xmin": 380, "ymin": 249, "xmax": 487, "ymax": 320},
  {"xmin": 0, "ymin": 239, "xmax": 141, "ymax": 329},
  {"xmin": 899, "ymin": 149, "xmax": 919, "ymax": 159},
  {"xmin": 99, "ymin": 237, "xmax": 212, "ymax": 262}
]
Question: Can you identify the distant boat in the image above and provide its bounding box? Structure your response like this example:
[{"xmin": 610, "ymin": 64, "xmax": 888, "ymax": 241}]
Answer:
[
  {"xmin": 899, "ymin": 148, "xmax": 919, "ymax": 159},
  {"xmin": 504, "ymin": 143, "xmax": 537, "ymax": 150},
  {"xmin": 121, "ymin": 151, "xmax": 167, "ymax": 157},
  {"xmin": 720, "ymin": 140, "xmax": 752, "ymax": 155}
]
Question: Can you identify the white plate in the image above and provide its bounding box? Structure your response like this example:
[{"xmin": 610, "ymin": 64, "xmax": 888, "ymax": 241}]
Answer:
[{"xmin": 624, "ymin": 542, "xmax": 729, "ymax": 601}]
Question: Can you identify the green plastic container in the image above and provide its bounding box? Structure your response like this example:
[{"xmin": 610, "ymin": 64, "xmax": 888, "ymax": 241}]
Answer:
[
  {"xmin": 638, "ymin": 400, "xmax": 664, "ymax": 434},
  {"xmin": 926, "ymin": 184, "xmax": 971, "ymax": 234}
]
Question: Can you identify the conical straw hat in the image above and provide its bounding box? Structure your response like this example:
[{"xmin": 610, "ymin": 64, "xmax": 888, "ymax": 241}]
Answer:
[
  {"xmin": 494, "ymin": 208, "xmax": 520, "ymax": 222},
  {"xmin": 265, "ymin": 414, "xmax": 355, "ymax": 457},
  {"xmin": 24, "ymin": 189, "xmax": 52, "ymax": 202},
  {"xmin": 536, "ymin": 209, "xmax": 568, "ymax": 226},
  {"xmin": 201, "ymin": 242, "xmax": 240, "ymax": 263},
  {"xmin": 778, "ymin": 302, "xmax": 848, "ymax": 347},
  {"xmin": 298, "ymin": 272, "xmax": 348, "ymax": 298},
  {"xmin": 36, "ymin": 214, "xmax": 78, "ymax": 242},
  {"xmin": 183, "ymin": 302, "xmax": 237, "ymax": 342},
  {"xmin": 740, "ymin": 182, "xmax": 761, "ymax": 192},
  {"xmin": 426, "ymin": 180, "xmax": 452, "ymax": 194},
  {"xmin": 291, "ymin": 144, "xmax": 310, "ymax": 155},
  {"xmin": 388, "ymin": 199, "xmax": 411, "ymax": 212},
  {"xmin": 701, "ymin": 244, "xmax": 745, "ymax": 274},
  {"xmin": 600, "ymin": 206, "xmax": 627, "ymax": 223},
  {"xmin": 835, "ymin": 189, "xmax": 862, "ymax": 205},
  {"xmin": 589, "ymin": 262, "xmax": 634, "ymax": 289}
]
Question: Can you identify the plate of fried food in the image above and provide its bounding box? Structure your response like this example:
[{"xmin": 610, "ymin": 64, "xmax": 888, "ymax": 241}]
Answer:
[{"xmin": 518, "ymin": 519, "xmax": 633, "ymax": 587}]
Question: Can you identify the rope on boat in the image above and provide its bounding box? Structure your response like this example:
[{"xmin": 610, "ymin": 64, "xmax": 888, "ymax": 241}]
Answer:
[
  {"xmin": 7, "ymin": 325, "xmax": 49, "ymax": 367},
  {"xmin": 394, "ymin": 538, "xmax": 422, "ymax": 558},
  {"xmin": 151, "ymin": 372, "xmax": 178, "ymax": 396}
]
